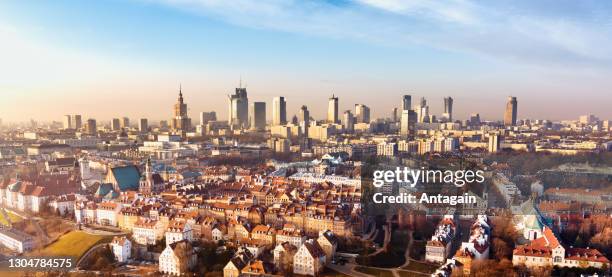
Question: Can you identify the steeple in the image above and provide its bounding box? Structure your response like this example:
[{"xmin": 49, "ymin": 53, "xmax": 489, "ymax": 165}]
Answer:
[
  {"xmin": 178, "ymin": 84, "xmax": 183, "ymax": 103},
  {"xmin": 145, "ymin": 157, "xmax": 152, "ymax": 174}
]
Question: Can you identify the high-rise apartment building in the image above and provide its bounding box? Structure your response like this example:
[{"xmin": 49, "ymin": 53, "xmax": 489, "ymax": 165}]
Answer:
[
  {"xmin": 228, "ymin": 87, "xmax": 248, "ymax": 129},
  {"xmin": 171, "ymin": 86, "xmax": 192, "ymax": 132},
  {"xmin": 159, "ymin": 120, "xmax": 169, "ymax": 130},
  {"xmin": 139, "ymin": 118, "xmax": 148, "ymax": 132},
  {"xmin": 272, "ymin": 97, "xmax": 287, "ymax": 126},
  {"xmin": 416, "ymin": 97, "xmax": 430, "ymax": 123},
  {"xmin": 299, "ymin": 105, "xmax": 310, "ymax": 136},
  {"xmin": 327, "ymin": 95, "xmax": 339, "ymax": 124},
  {"xmin": 63, "ymin": 115, "xmax": 72, "ymax": 129},
  {"xmin": 250, "ymin": 102, "xmax": 266, "ymax": 131},
  {"xmin": 86, "ymin": 119, "xmax": 97, "ymax": 135},
  {"xmin": 400, "ymin": 110, "xmax": 417, "ymax": 137},
  {"xmin": 488, "ymin": 134, "xmax": 500, "ymax": 153},
  {"xmin": 354, "ymin": 104, "xmax": 370, "ymax": 124},
  {"xmin": 403, "ymin": 95, "xmax": 412, "ymax": 111},
  {"xmin": 504, "ymin": 96, "xmax": 517, "ymax": 126},
  {"xmin": 443, "ymin": 97, "xmax": 453, "ymax": 122},
  {"xmin": 121, "ymin": 117, "xmax": 130, "ymax": 129},
  {"xmin": 469, "ymin": 113, "xmax": 481, "ymax": 126},
  {"xmin": 72, "ymin": 115, "xmax": 82, "ymax": 130},
  {"xmin": 111, "ymin": 118, "xmax": 121, "ymax": 130},
  {"xmin": 199, "ymin": 112, "xmax": 217, "ymax": 125},
  {"xmin": 343, "ymin": 110, "xmax": 355, "ymax": 132}
]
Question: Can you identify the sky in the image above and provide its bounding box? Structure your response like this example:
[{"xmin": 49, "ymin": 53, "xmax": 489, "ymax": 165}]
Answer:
[{"xmin": 1, "ymin": 0, "xmax": 612, "ymax": 124}]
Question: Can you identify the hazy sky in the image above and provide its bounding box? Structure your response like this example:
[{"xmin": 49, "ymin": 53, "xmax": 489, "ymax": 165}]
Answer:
[{"xmin": 1, "ymin": 0, "xmax": 612, "ymax": 123}]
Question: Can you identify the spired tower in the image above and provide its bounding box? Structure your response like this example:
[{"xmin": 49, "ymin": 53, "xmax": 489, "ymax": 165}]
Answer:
[
  {"xmin": 327, "ymin": 94, "xmax": 339, "ymax": 124},
  {"xmin": 171, "ymin": 85, "xmax": 192, "ymax": 132},
  {"xmin": 139, "ymin": 158, "xmax": 154, "ymax": 194},
  {"xmin": 79, "ymin": 156, "xmax": 92, "ymax": 189}
]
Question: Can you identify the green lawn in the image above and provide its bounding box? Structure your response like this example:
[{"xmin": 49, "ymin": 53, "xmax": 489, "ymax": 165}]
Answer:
[
  {"xmin": 33, "ymin": 231, "xmax": 112, "ymax": 258},
  {"xmin": 354, "ymin": 266, "xmax": 395, "ymax": 277},
  {"xmin": 0, "ymin": 210, "xmax": 24, "ymax": 226}
]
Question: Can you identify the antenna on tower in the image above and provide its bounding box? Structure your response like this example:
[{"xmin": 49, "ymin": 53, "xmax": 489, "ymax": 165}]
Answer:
[{"xmin": 239, "ymin": 75, "xmax": 242, "ymax": 89}]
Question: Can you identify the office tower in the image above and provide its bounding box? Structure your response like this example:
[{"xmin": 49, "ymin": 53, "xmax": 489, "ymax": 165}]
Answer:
[
  {"xmin": 299, "ymin": 105, "xmax": 310, "ymax": 136},
  {"xmin": 354, "ymin": 104, "xmax": 370, "ymax": 124},
  {"xmin": 416, "ymin": 97, "xmax": 429, "ymax": 123},
  {"xmin": 328, "ymin": 95, "xmax": 339, "ymax": 124},
  {"xmin": 86, "ymin": 119, "xmax": 97, "ymax": 135},
  {"xmin": 469, "ymin": 113, "xmax": 481, "ymax": 126},
  {"xmin": 199, "ymin": 112, "xmax": 217, "ymax": 125},
  {"xmin": 63, "ymin": 115, "xmax": 72, "ymax": 129},
  {"xmin": 443, "ymin": 97, "xmax": 453, "ymax": 122},
  {"xmin": 504, "ymin": 96, "xmax": 517, "ymax": 126},
  {"xmin": 299, "ymin": 105, "xmax": 310, "ymax": 125},
  {"xmin": 343, "ymin": 110, "xmax": 355, "ymax": 132},
  {"xmin": 272, "ymin": 96, "xmax": 287, "ymax": 126},
  {"xmin": 72, "ymin": 115, "xmax": 82, "ymax": 130},
  {"xmin": 228, "ymin": 87, "xmax": 249, "ymax": 129},
  {"xmin": 400, "ymin": 110, "xmax": 417, "ymax": 138},
  {"xmin": 391, "ymin": 108, "xmax": 399, "ymax": 122},
  {"xmin": 171, "ymin": 86, "xmax": 192, "ymax": 131},
  {"xmin": 250, "ymin": 102, "xmax": 266, "ymax": 131},
  {"xmin": 579, "ymin": 114, "xmax": 598, "ymax": 125},
  {"xmin": 121, "ymin": 117, "xmax": 130, "ymax": 129},
  {"xmin": 402, "ymin": 95, "xmax": 412, "ymax": 111},
  {"xmin": 488, "ymin": 134, "xmax": 500, "ymax": 153},
  {"xmin": 139, "ymin": 118, "xmax": 148, "ymax": 132},
  {"xmin": 159, "ymin": 120, "xmax": 169, "ymax": 129},
  {"xmin": 111, "ymin": 118, "xmax": 121, "ymax": 130}
]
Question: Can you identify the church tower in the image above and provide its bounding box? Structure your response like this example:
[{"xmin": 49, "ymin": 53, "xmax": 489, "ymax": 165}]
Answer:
[{"xmin": 139, "ymin": 158, "xmax": 153, "ymax": 194}]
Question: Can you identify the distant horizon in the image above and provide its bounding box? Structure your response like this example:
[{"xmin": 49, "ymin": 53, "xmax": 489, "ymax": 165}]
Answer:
[
  {"xmin": 1, "ymin": 1, "xmax": 612, "ymax": 122},
  {"xmin": 0, "ymin": 87, "xmax": 608, "ymax": 125}
]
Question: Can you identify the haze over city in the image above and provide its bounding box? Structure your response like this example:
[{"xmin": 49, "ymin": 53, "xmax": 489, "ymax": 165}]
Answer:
[{"xmin": 1, "ymin": 0, "xmax": 612, "ymax": 123}]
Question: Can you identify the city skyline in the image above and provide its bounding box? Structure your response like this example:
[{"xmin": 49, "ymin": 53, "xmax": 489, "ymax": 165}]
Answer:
[
  {"xmin": 1, "ymin": 86, "xmax": 609, "ymax": 125},
  {"xmin": 2, "ymin": 1, "xmax": 612, "ymax": 122}
]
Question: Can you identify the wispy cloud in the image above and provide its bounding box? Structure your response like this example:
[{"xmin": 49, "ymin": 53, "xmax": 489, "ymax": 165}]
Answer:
[{"xmin": 149, "ymin": 0, "xmax": 612, "ymax": 69}]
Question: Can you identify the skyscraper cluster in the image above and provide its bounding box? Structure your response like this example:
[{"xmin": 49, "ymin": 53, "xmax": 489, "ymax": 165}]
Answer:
[{"xmin": 63, "ymin": 114, "xmax": 82, "ymax": 130}]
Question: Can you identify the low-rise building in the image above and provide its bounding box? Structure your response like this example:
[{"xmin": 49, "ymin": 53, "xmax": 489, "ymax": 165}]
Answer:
[
  {"xmin": 110, "ymin": 236, "xmax": 131, "ymax": 262},
  {"xmin": 293, "ymin": 239, "xmax": 326, "ymax": 276},
  {"xmin": 513, "ymin": 227, "xmax": 609, "ymax": 270},
  {"xmin": 426, "ymin": 216, "xmax": 456, "ymax": 263},
  {"xmin": 159, "ymin": 240, "xmax": 197, "ymax": 276},
  {"xmin": 165, "ymin": 220, "xmax": 192, "ymax": 246},
  {"xmin": 0, "ymin": 228, "xmax": 35, "ymax": 253},
  {"xmin": 132, "ymin": 219, "xmax": 164, "ymax": 245}
]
